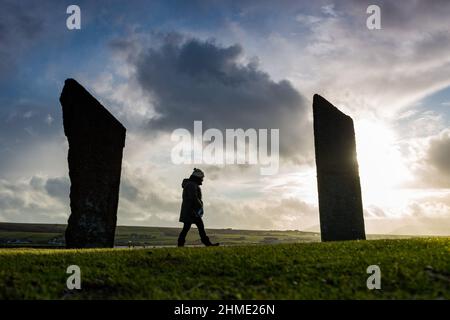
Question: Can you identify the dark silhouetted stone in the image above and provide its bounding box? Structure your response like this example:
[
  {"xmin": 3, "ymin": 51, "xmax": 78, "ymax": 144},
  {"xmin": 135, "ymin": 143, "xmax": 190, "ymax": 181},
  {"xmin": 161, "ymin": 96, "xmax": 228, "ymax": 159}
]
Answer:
[
  {"xmin": 313, "ymin": 94, "xmax": 365, "ymax": 241},
  {"xmin": 60, "ymin": 79, "xmax": 126, "ymax": 248}
]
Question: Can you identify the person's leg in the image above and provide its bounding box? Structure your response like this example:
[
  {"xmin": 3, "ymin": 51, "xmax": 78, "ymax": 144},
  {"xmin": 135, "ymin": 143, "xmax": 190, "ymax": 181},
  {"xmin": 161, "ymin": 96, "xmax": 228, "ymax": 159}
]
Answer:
[
  {"xmin": 194, "ymin": 217, "xmax": 208, "ymax": 243},
  {"xmin": 178, "ymin": 223, "xmax": 191, "ymax": 247},
  {"xmin": 194, "ymin": 217, "xmax": 219, "ymax": 246}
]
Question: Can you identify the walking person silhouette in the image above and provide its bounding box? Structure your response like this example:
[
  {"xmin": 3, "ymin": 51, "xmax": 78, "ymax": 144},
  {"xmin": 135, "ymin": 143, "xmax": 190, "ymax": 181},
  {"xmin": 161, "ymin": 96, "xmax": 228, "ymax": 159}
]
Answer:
[{"xmin": 177, "ymin": 168, "xmax": 219, "ymax": 247}]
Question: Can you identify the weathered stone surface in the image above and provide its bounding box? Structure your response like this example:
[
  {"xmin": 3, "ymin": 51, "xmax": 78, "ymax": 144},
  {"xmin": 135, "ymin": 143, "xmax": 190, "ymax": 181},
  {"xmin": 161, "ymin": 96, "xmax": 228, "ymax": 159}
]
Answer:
[
  {"xmin": 60, "ymin": 79, "xmax": 126, "ymax": 248},
  {"xmin": 313, "ymin": 94, "xmax": 366, "ymax": 241}
]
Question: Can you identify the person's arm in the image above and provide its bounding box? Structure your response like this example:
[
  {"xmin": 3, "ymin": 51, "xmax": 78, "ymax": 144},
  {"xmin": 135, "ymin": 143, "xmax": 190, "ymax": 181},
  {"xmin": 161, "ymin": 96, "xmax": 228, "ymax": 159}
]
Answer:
[{"xmin": 184, "ymin": 183, "xmax": 203, "ymax": 212}]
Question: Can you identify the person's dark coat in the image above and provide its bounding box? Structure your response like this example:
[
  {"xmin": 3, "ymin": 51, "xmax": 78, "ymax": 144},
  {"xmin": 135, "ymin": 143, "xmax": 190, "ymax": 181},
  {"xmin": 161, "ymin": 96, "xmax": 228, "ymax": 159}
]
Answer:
[{"xmin": 179, "ymin": 177, "xmax": 203, "ymax": 224}]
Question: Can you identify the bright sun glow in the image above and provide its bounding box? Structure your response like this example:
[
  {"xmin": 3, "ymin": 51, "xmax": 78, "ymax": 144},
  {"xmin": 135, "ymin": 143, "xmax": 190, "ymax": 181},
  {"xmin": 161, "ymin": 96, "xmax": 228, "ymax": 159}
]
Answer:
[{"xmin": 355, "ymin": 119, "xmax": 411, "ymax": 209}]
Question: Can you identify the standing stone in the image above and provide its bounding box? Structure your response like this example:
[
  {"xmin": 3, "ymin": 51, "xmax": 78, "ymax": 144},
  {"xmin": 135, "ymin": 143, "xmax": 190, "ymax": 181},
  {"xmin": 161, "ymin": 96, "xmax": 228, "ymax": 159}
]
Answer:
[
  {"xmin": 312, "ymin": 94, "xmax": 366, "ymax": 241},
  {"xmin": 60, "ymin": 79, "xmax": 126, "ymax": 248}
]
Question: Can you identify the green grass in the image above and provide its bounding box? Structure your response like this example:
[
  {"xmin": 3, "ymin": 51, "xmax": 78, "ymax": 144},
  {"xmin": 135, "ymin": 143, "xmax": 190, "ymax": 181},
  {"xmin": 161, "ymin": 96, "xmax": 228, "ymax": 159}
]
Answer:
[{"xmin": 0, "ymin": 238, "xmax": 449, "ymax": 299}]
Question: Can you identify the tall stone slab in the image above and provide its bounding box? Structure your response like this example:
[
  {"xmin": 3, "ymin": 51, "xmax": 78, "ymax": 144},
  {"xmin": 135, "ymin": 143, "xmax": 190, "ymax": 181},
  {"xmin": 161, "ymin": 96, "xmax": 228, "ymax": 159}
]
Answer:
[
  {"xmin": 60, "ymin": 79, "xmax": 126, "ymax": 248},
  {"xmin": 313, "ymin": 94, "xmax": 365, "ymax": 241}
]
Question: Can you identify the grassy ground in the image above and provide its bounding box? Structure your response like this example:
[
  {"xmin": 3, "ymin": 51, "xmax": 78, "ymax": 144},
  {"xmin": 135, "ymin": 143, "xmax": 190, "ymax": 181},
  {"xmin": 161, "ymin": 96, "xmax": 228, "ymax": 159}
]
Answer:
[{"xmin": 0, "ymin": 238, "xmax": 448, "ymax": 299}]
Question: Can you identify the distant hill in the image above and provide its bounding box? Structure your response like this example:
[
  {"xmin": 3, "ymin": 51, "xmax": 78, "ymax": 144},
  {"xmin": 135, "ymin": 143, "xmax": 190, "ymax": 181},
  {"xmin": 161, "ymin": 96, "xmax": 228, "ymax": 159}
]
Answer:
[
  {"xmin": 0, "ymin": 222, "xmax": 323, "ymax": 247},
  {"xmin": 0, "ymin": 222, "xmax": 416, "ymax": 248}
]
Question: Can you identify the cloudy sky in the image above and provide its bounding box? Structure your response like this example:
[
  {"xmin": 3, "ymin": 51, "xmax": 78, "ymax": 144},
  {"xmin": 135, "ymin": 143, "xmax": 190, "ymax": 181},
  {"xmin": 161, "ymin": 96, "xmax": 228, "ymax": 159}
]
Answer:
[{"xmin": 0, "ymin": 0, "xmax": 449, "ymax": 235}]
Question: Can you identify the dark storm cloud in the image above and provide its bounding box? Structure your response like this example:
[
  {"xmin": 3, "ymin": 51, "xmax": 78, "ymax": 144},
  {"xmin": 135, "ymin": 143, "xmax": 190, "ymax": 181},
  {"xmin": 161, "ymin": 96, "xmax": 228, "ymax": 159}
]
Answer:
[
  {"xmin": 123, "ymin": 35, "xmax": 312, "ymax": 162},
  {"xmin": 413, "ymin": 129, "xmax": 450, "ymax": 188},
  {"xmin": 427, "ymin": 130, "xmax": 450, "ymax": 184},
  {"xmin": 0, "ymin": 175, "xmax": 69, "ymax": 223},
  {"xmin": 45, "ymin": 177, "xmax": 70, "ymax": 203},
  {"xmin": 120, "ymin": 179, "xmax": 139, "ymax": 201},
  {"xmin": 0, "ymin": 1, "xmax": 46, "ymax": 78}
]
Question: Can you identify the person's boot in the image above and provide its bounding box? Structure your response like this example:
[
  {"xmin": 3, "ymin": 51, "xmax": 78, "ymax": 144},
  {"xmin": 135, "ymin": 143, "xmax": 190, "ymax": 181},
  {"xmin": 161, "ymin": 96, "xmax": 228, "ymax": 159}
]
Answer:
[
  {"xmin": 177, "ymin": 239, "xmax": 185, "ymax": 247},
  {"xmin": 202, "ymin": 237, "xmax": 219, "ymax": 247}
]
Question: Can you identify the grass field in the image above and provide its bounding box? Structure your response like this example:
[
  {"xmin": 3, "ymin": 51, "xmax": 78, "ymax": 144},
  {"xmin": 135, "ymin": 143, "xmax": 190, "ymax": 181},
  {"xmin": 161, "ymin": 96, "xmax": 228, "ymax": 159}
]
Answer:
[{"xmin": 0, "ymin": 238, "xmax": 448, "ymax": 299}]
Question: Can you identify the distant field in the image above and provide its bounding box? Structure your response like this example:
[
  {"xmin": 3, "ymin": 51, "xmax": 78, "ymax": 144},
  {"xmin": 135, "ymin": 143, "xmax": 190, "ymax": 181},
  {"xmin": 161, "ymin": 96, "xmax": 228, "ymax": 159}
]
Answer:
[
  {"xmin": 0, "ymin": 222, "xmax": 413, "ymax": 248},
  {"xmin": 0, "ymin": 238, "xmax": 448, "ymax": 299}
]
